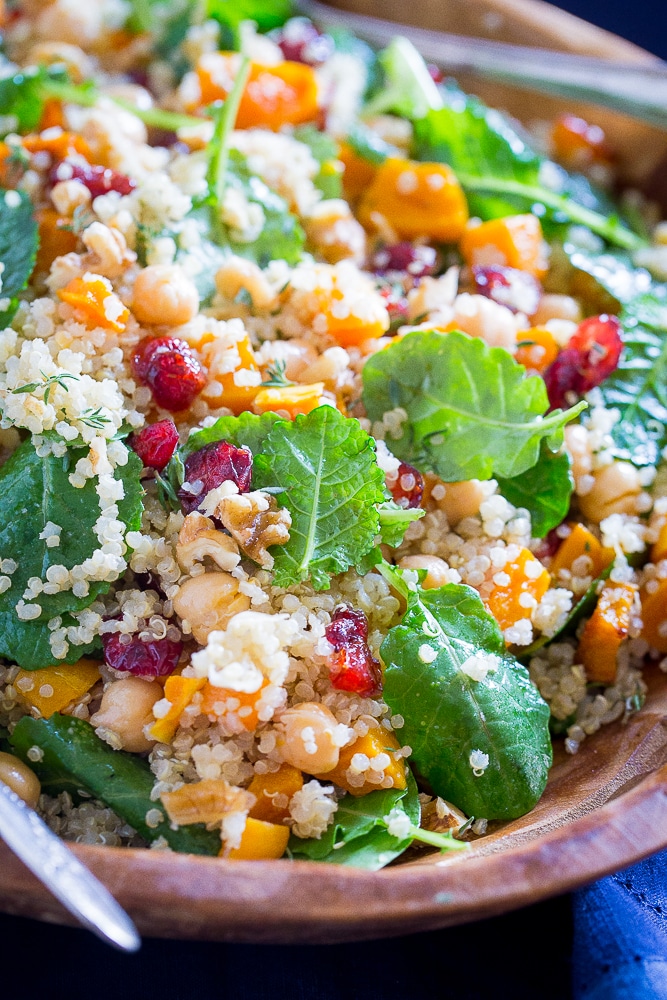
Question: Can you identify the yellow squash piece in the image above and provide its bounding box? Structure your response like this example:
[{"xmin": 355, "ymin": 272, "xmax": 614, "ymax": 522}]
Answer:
[
  {"xmin": 15, "ymin": 659, "xmax": 101, "ymax": 718},
  {"xmin": 549, "ymin": 523, "xmax": 608, "ymax": 581},
  {"xmin": 252, "ymin": 383, "xmax": 326, "ymax": 419},
  {"xmin": 314, "ymin": 726, "xmax": 406, "ymax": 796},
  {"xmin": 486, "ymin": 547, "xmax": 550, "ymax": 632},
  {"xmin": 577, "ymin": 582, "xmax": 638, "ymax": 683},
  {"xmin": 148, "ymin": 675, "xmax": 206, "ymax": 744},
  {"xmin": 248, "ymin": 764, "xmax": 304, "ymax": 824},
  {"xmin": 460, "ymin": 214, "xmax": 548, "ymax": 278},
  {"xmin": 58, "ymin": 276, "xmax": 129, "ymax": 332},
  {"xmin": 226, "ymin": 817, "xmax": 290, "ymax": 860}
]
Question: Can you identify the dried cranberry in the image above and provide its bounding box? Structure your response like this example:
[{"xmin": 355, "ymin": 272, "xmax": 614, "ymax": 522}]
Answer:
[
  {"xmin": 50, "ymin": 159, "xmax": 136, "ymax": 198},
  {"xmin": 567, "ymin": 314, "xmax": 623, "ymax": 386},
  {"xmin": 372, "ymin": 242, "xmax": 437, "ymax": 281},
  {"xmin": 427, "ymin": 63, "xmax": 445, "ymax": 84},
  {"xmin": 132, "ymin": 336, "xmax": 206, "ymax": 412},
  {"xmin": 472, "ymin": 265, "xmax": 542, "ymax": 316},
  {"xmin": 533, "ymin": 526, "xmax": 563, "ymax": 561},
  {"xmin": 543, "ymin": 314, "xmax": 623, "ymax": 410},
  {"xmin": 178, "ymin": 440, "xmax": 253, "ymax": 514},
  {"xmin": 102, "ymin": 631, "xmax": 182, "ymax": 677},
  {"xmin": 378, "ymin": 283, "xmax": 409, "ymax": 325},
  {"xmin": 326, "ymin": 605, "xmax": 368, "ymax": 647},
  {"xmin": 325, "ymin": 605, "xmax": 382, "ymax": 697},
  {"xmin": 387, "ymin": 461, "xmax": 425, "ymax": 509},
  {"xmin": 129, "ymin": 419, "xmax": 179, "ymax": 470},
  {"xmin": 277, "ymin": 17, "xmax": 334, "ymax": 65}
]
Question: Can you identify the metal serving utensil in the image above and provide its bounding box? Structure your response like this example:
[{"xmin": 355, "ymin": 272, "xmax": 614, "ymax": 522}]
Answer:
[
  {"xmin": 0, "ymin": 781, "xmax": 140, "ymax": 952},
  {"xmin": 299, "ymin": 0, "xmax": 667, "ymax": 129}
]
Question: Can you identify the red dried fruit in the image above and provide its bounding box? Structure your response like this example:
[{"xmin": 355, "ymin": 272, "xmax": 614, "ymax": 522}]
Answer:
[
  {"xmin": 129, "ymin": 419, "xmax": 179, "ymax": 470},
  {"xmin": 543, "ymin": 314, "xmax": 623, "ymax": 410},
  {"xmin": 472, "ymin": 264, "xmax": 542, "ymax": 316},
  {"xmin": 378, "ymin": 283, "xmax": 409, "ymax": 325},
  {"xmin": 178, "ymin": 440, "xmax": 253, "ymax": 514},
  {"xmin": 277, "ymin": 17, "xmax": 334, "ymax": 65},
  {"xmin": 427, "ymin": 63, "xmax": 445, "ymax": 84},
  {"xmin": 102, "ymin": 632, "xmax": 182, "ymax": 677},
  {"xmin": 387, "ymin": 461, "xmax": 425, "ymax": 509},
  {"xmin": 132, "ymin": 336, "xmax": 206, "ymax": 412},
  {"xmin": 50, "ymin": 159, "xmax": 136, "ymax": 197},
  {"xmin": 372, "ymin": 242, "xmax": 437, "ymax": 281},
  {"xmin": 325, "ymin": 605, "xmax": 382, "ymax": 697}
]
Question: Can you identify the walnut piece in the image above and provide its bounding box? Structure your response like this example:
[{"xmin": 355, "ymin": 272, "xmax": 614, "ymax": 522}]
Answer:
[
  {"xmin": 217, "ymin": 491, "xmax": 291, "ymax": 569},
  {"xmin": 176, "ymin": 512, "xmax": 241, "ymax": 572}
]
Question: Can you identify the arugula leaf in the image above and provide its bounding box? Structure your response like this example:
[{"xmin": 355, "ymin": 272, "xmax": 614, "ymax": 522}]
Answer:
[
  {"xmin": 252, "ymin": 407, "xmax": 385, "ymax": 589},
  {"xmin": 362, "ymin": 329, "xmax": 585, "ymax": 482},
  {"xmin": 496, "ymin": 444, "xmax": 573, "ymax": 538},
  {"xmin": 519, "ymin": 564, "xmax": 613, "ymax": 661},
  {"xmin": 377, "ymin": 500, "xmax": 425, "ymax": 547},
  {"xmin": 292, "ymin": 125, "xmax": 342, "ymax": 199},
  {"xmin": 412, "ymin": 86, "xmax": 643, "ymax": 250},
  {"xmin": 183, "ymin": 410, "xmax": 283, "ymax": 460},
  {"xmin": 0, "ymin": 441, "xmax": 143, "ymax": 669},
  {"xmin": 0, "ymin": 187, "xmax": 39, "ymax": 325},
  {"xmin": 207, "ymin": 0, "xmax": 293, "ymax": 47},
  {"xmin": 363, "ymin": 37, "xmax": 442, "ymax": 121},
  {"xmin": 379, "ymin": 573, "xmax": 552, "ymax": 819},
  {"xmin": 10, "ymin": 715, "xmax": 220, "ymax": 855},
  {"xmin": 564, "ymin": 245, "xmax": 667, "ymax": 466},
  {"xmin": 288, "ymin": 774, "xmax": 420, "ymax": 869}
]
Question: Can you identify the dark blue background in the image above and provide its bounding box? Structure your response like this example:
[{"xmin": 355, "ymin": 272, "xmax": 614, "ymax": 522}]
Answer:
[{"xmin": 6, "ymin": 3, "xmax": 666, "ymax": 997}]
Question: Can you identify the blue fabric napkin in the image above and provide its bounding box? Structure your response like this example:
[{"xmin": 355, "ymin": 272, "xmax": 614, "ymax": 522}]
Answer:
[{"xmin": 573, "ymin": 852, "xmax": 667, "ymax": 998}]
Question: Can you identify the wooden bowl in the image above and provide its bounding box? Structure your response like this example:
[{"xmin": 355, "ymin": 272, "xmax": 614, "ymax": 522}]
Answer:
[{"xmin": 4, "ymin": 0, "xmax": 667, "ymax": 943}]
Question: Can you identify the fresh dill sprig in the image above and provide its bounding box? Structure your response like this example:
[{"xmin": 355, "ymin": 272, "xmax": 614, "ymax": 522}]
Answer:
[
  {"xmin": 80, "ymin": 407, "xmax": 112, "ymax": 430},
  {"xmin": 11, "ymin": 371, "xmax": 80, "ymax": 404}
]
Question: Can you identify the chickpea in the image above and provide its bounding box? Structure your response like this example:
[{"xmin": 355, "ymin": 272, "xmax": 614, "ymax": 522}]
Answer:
[
  {"xmin": 398, "ymin": 555, "xmax": 452, "ymax": 589},
  {"xmin": 426, "ymin": 476, "xmax": 486, "ymax": 525},
  {"xmin": 0, "ymin": 752, "xmax": 41, "ymax": 809},
  {"xmin": 90, "ymin": 677, "xmax": 163, "ymax": 753},
  {"xmin": 172, "ymin": 572, "xmax": 251, "ymax": 645},
  {"xmin": 276, "ymin": 703, "xmax": 345, "ymax": 774},
  {"xmin": 132, "ymin": 265, "xmax": 199, "ymax": 327},
  {"xmin": 578, "ymin": 461, "xmax": 643, "ymax": 523},
  {"xmin": 532, "ymin": 294, "xmax": 582, "ymax": 326}
]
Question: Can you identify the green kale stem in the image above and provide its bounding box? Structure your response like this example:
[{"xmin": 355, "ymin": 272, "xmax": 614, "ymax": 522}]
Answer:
[
  {"xmin": 404, "ymin": 823, "xmax": 470, "ymax": 852},
  {"xmin": 40, "ymin": 79, "xmax": 205, "ymax": 132},
  {"xmin": 456, "ymin": 172, "xmax": 646, "ymax": 251},
  {"xmin": 206, "ymin": 55, "xmax": 251, "ymax": 239}
]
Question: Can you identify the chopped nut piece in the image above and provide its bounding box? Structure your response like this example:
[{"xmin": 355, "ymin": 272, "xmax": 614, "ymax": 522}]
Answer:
[
  {"xmin": 176, "ymin": 512, "xmax": 241, "ymax": 572},
  {"xmin": 161, "ymin": 778, "xmax": 255, "ymax": 827},
  {"xmin": 217, "ymin": 491, "xmax": 291, "ymax": 569}
]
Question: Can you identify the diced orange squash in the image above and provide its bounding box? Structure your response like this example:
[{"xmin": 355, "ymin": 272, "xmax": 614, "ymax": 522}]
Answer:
[
  {"xmin": 248, "ymin": 764, "xmax": 304, "ymax": 824},
  {"xmin": 339, "ymin": 141, "xmax": 378, "ymax": 202},
  {"xmin": 640, "ymin": 578, "xmax": 667, "ymax": 653},
  {"xmin": 551, "ymin": 114, "xmax": 611, "ymax": 170},
  {"xmin": 577, "ymin": 581, "xmax": 638, "ymax": 683},
  {"xmin": 226, "ymin": 816, "xmax": 290, "ymax": 860},
  {"xmin": 195, "ymin": 53, "xmax": 318, "ymax": 129},
  {"xmin": 252, "ymin": 382, "xmax": 326, "ymax": 419},
  {"xmin": 200, "ymin": 680, "xmax": 266, "ymax": 731},
  {"xmin": 148, "ymin": 675, "xmax": 206, "ymax": 744},
  {"xmin": 486, "ymin": 547, "xmax": 551, "ymax": 632},
  {"xmin": 651, "ymin": 521, "xmax": 667, "ymax": 564},
  {"xmin": 202, "ymin": 333, "xmax": 261, "ymax": 413},
  {"xmin": 35, "ymin": 207, "xmax": 78, "ymax": 274},
  {"xmin": 58, "ymin": 276, "xmax": 129, "ymax": 332},
  {"xmin": 549, "ymin": 523, "xmax": 606, "ymax": 581},
  {"xmin": 514, "ymin": 327, "xmax": 559, "ymax": 374},
  {"xmin": 23, "ymin": 130, "xmax": 92, "ymax": 161},
  {"xmin": 15, "ymin": 659, "xmax": 101, "ymax": 718},
  {"xmin": 357, "ymin": 158, "xmax": 469, "ymax": 243},
  {"xmin": 314, "ymin": 726, "xmax": 407, "ymax": 797},
  {"xmin": 38, "ymin": 99, "xmax": 66, "ymax": 132},
  {"xmin": 460, "ymin": 214, "xmax": 548, "ymax": 279}
]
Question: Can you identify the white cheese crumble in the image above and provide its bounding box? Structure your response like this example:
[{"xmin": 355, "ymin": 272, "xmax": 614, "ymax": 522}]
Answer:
[
  {"xmin": 418, "ymin": 643, "xmax": 438, "ymax": 664},
  {"xmin": 189, "ymin": 610, "xmax": 298, "ymax": 693},
  {"xmin": 459, "ymin": 651, "xmax": 499, "ymax": 682},
  {"xmin": 383, "ymin": 806, "xmax": 412, "ymax": 840}
]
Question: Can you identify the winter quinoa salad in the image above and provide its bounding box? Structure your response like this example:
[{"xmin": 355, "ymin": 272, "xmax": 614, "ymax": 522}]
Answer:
[{"xmin": 0, "ymin": 0, "xmax": 666, "ymax": 870}]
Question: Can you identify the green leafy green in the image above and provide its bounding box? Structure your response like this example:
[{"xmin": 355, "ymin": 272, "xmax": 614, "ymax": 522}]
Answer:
[
  {"xmin": 292, "ymin": 125, "xmax": 342, "ymax": 199},
  {"xmin": 412, "ymin": 86, "xmax": 643, "ymax": 250},
  {"xmin": 226, "ymin": 151, "xmax": 305, "ymax": 266},
  {"xmin": 362, "ymin": 329, "xmax": 585, "ymax": 482},
  {"xmin": 0, "ymin": 441, "xmax": 143, "ymax": 669},
  {"xmin": 519, "ymin": 563, "xmax": 613, "ymax": 660},
  {"xmin": 377, "ymin": 500, "xmax": 425, "ymax": 547},
  {"xmin": 0, "ymin": 187, "xmax": 39, "ymax": 325},
  {"xmin": 345, "ymin": 121, "xmax": 398, "ymax": 165},
  {"xmin": 0, "ymin": 66, "xmax": 68, "ymax": 137},
  {"xmin": 207, "ymin": 0, "xmax": 293, "ymax": 47},
  {"xmin": 564, "ymin": 244, "xmax": 667, "ymax": 466},
  {"xmin": 379, "ymin": 570, "xmax": 552, "ymax": 819},
  {"xmin": 10, "ymin": 715, "xmax": 220, "ymax": 855},
  {"xmin": 252, "ymin": 406, "xmax": 385, "ymax": 589},
  {"xmin": 496, "ymin": 444, "xmax": 573, "ymax": 538},
  {"xmin": 288, "ymin": 775, "xmax": 426, "ymax": 869},
  {"xmin": 182, "ymin": 410, "xmax": 283, "ymax": 460},
  {"xmin": 363, "ymin": 37, "xmax": 442, "ymax": 120}
]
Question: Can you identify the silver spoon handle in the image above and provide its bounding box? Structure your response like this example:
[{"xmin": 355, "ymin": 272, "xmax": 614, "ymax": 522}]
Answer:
[
  {"xmin": 300, "ymin": 0, "xmax": 667, "ymax": 129},
  {"xmin": 0, "ymin": 782, "xmax": 140, "ymax": 952}
]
